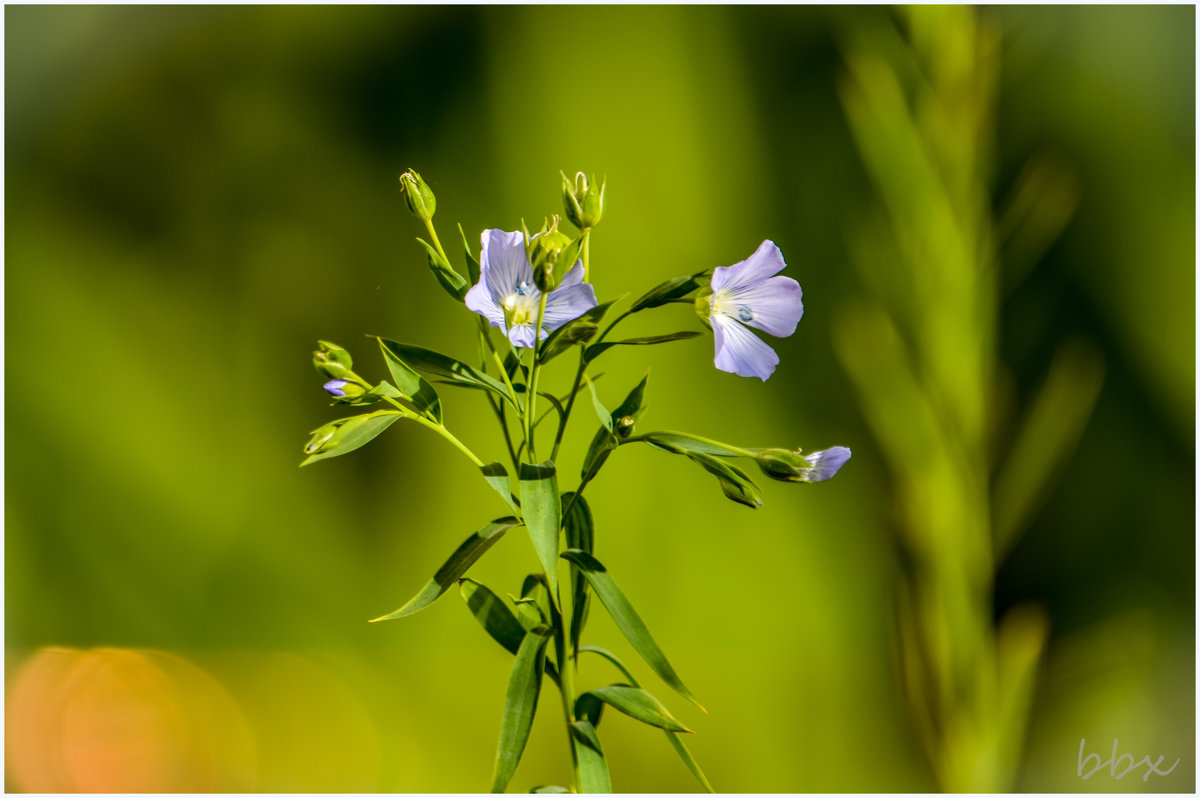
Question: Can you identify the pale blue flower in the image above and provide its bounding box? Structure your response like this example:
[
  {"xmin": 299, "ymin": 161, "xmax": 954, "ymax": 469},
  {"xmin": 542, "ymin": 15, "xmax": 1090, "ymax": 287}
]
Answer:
[
  {"xmin": 801, "ymin": 446, "xmax": 851, "ymax": 482},
  {"xmin": 708, "ymin": 240, "xmax": 804, "ymax": 380},
  {"xmin": 465, "ymin": 229, "xmax": 598, "ymax": 348},
  {"xmin": 324, "ymin": 379, "xmax": 349, "ymax": 397}
]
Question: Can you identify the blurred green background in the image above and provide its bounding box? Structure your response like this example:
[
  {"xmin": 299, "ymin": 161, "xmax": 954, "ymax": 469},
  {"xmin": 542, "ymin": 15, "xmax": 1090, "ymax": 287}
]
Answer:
[{"xmin": 5, "ymin": 5, "xmax": 1193, "ymax": 793}]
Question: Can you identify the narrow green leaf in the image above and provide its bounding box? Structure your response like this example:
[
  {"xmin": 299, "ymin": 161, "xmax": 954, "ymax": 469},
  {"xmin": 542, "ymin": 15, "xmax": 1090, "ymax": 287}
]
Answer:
[
  {"xmin": 585, "ymin": 331, "xmax": 701, "ymax": 361},
  {"xmin": 580, "ymin": 374, "xmax": 650, "ymax": 484},
  {"xmin": 665, "ymin": 731, "xmax": 715, "ymax": 793},
  {"xmin": 571, "ymin": 720, "xmax": 613, "ymax": 793},
  {"xmin": 369, "ymin": 518, "xmax": 519, "ymax": 621},
  {"xmin": 460, "ymin": 578, "xmax": 561, "ymax": 686},
  {"xmin": 561, "ymin": 549, "xmax": 703, "ymax": 710},
  {"xmin": 300, "ymin": 410, "xmax": 403, "ymax": 466},
  {"xmin": 492, "ymin": 628, "xmax": 552, "ymax": 793},
  {"xmin": 583, "ymin": 685, "xmax": 691, "ymax": 733},
  {"xmin": 375, "ymin": 338, "xmax": 518, "ymax": 410},
  {"xmin": 629, "ymin": 271, "xmax": 707, "ymax": 312},
  {"xmin": 685, "ymin": 452, "xmax": 763, "ymax": 509},
  {"xmin": 519, "ymin": 462, "xmax": 562, "ymax": 599},
  {"xmin": 530, "ymin": 787, "xmax": 570, "ymax": 794},
  {"xmin": 460, "ymin": 578, "xmax": 526, "ymax": 655},
  {"xmin": 584, "ymin": 374, "xmax": 612, "ymax": 431},
  {"xmin": 458, "ymin": 222, "xmax": 482, "ymax": 286},
  {"xmin": 481, "ymin": 462, "xmax": 521, "ymax": 514},
  {"xmin": 580, "ymin": 647, "xmax": 713, "ymax": 792},
  {"xmin": 416, "ymin": 237, "xmax": 469, "ymax": 299},
  {"xmin": 376, "ymin": 337, "xmax": 444, "ymax": 423},
  {"xmin": 562, "ymin": 491, "xmax": 594, "ymax": 657},
  {"xmin": 638, "ymin": 431, "xmax": 748, "ymax": 458}
]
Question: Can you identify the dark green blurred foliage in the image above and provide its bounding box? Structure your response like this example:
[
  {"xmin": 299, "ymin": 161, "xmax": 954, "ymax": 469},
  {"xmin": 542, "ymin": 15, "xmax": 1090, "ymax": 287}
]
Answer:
[{"xmin": 5, "ymin": 5, "xmax": 1193, "ymax": 792}]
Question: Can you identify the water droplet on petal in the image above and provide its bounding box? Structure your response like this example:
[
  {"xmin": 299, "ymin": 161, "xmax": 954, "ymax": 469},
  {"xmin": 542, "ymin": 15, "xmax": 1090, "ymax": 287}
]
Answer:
[{"xmin": 738, "ymin": 305, "xmax": 753, "ymax": 322}]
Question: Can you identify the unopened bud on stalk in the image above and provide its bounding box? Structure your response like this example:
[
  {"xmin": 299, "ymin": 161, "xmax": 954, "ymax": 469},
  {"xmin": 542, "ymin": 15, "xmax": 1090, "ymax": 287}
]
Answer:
[
  {"xmin": 399, "ymin": 169, "xmax": 436, "ymax": 222},
  {"xmin": 323, "ymin": 379, "xmax": 368, "ymax": 401},
  {"xmin": 530, "ymin": 217, "xmax": 574, "ymax": 293},
  {"xmin": 561, "ymin": 171, "xmax": 605, "ymax": 230},
  {"xmin": 313, "ymin": 340, "xmax": 354, "ymax": 380}
]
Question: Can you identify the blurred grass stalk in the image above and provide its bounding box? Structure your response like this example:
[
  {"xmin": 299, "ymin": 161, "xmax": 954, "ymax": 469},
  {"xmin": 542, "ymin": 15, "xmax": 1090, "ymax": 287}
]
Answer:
[{"xmin": 834, "ymin": 7, "xmax": 1103, "ymax": 791}]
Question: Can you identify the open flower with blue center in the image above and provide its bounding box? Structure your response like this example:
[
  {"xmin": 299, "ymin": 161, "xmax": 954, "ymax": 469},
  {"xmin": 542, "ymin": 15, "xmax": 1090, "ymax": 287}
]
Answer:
[
  {"xmin": 707, "ymin": 240, "xmax": 804, "ymax": 380},
  {"xmin": 465, "ymin": 229, "xmax": 598, "ymax": 348}
]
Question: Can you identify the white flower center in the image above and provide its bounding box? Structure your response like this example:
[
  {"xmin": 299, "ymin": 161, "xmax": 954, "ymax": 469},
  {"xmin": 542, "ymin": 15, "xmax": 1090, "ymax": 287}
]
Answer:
[
  {"xmin": 711, "ymin": 290, "xmax": 753, "ymax": 323},
  {"xmin": 503, "ymin": 290, "xmax": 541, "ymax": 327}
]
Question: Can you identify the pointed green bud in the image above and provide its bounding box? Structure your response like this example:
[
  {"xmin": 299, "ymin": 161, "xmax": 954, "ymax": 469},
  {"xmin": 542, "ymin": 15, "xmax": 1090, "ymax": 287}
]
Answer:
[
  {"xmin": 313, "ymin": 340, "xmax": 354, "ymax": 379},
  {"xmin": 561, "ymin": 171, "xmax": 605, "ymax": 230},
  {"xmin": 399, "ymin": 169, "xmax": 436, "ymax": 222},
  {"xmin": 530, "ymin": 217, "xmax": 574, "ymax": 293},
  {"xmin": 304, "ymin": 421, "xmax": 341, "ymax": 456}
]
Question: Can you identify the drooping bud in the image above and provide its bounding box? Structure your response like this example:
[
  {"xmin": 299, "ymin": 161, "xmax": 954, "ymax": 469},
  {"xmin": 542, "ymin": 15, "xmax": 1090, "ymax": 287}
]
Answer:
[
  {"xmin": 313, "ymin": 340, "xmax": 354, "ymax": 380},
  {"xmin": 754, "ymin": 446, "xmax": 852, "ymax": 483},
  {"xmin": 399, "ymin": 169, "xmax": 436, "ymax": 222},
  {"xmin": 754, "ymin": 448, "xmax": 810, "ymax": 482},
  {"xmin": 561, "ymin": 171, "xmax": 605, "ymax": 230},
  {"xmin": 530, "ymin": 217, "xmax": 575, "ymax": 293}
]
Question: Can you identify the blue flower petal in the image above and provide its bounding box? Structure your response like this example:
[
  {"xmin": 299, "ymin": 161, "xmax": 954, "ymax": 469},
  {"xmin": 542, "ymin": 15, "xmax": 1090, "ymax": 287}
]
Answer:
[
  {"xmin": 481, "ymin": 229, "xmax": 532, "ymax": 301},
  {"xmin": 712, "ymin": 313, "xmax": 779, "ymax": 381},
  {"xmin": 323, "ymin": 379, "xmax": 348, "ymax": 397},
  {"xmin": 803, "ymin": 446, "xmax": 852, "ymax": 482},
  {"xmin": 541, "ymin": 279, "xmax": 598, "ymax": 331},
  {"xmin": 711, "ymin": 240, "xmax": 787, "ymax": 294},
  {"xmin": 718, "ymin": 274, "xmax": 804, "ymax": 338}
]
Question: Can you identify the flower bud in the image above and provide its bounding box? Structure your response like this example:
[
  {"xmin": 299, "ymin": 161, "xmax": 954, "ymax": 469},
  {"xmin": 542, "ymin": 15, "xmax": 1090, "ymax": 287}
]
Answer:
[
  {"xmin": 754, "ymin": 448, "xmax": 809, "ymax": 482},
  {"xmin": 304, "ymin": 422, "xmax": 341, "ymax": 455},
  {"xmin": 323, "ymin": 379, "xmax": 368, "ymax": 401},
  {"xmin": 530, "ymin": 221, "xmax": 574, "ymax": 294},
  {"xmin": 755, "ymin": 446, "xmax": 852, "ymax": 483},
  {"xmin": 561, "ymin": 171, "xmax": 605, "ymax": 230},
  {"xmin": 399, "ymin": 169, "xmax": 436, "ymax": 222},
  {"xmin": 313, "ymin": 340, "xmax": 354, "ymax": 380}
]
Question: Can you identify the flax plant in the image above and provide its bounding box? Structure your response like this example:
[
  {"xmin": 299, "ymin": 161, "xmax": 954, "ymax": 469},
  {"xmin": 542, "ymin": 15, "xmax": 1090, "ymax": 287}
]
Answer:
[{"xmin": 301, "ymin": 170, "xmax": 851, "ymax": 792}]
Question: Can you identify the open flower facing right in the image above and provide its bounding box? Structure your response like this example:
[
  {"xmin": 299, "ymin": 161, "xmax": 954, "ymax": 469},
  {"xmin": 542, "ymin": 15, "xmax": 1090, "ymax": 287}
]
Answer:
[{"xmin": 706, "ymin": 240, "xmax": 804, "ymax": 381}]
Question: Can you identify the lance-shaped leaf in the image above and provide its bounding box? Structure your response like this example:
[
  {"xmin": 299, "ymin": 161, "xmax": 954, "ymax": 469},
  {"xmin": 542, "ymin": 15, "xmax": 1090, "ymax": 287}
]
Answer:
[
  {"xmin": 416, "ymin": 237, "xmax": 469, "ymax": 300},
  {"xmin": 539, "ymin": 300, "xmax": 617, "ymax": 364},
  {"xmin": 629, "ymin": 271, "xmax": 707, "ymax": 312},
  {"xmin": 581, "ymin": 374, "xmax": 649, "ymax": 484},
  {"xmin": 369, "ymin": 518, "xmax": 519, "ymax": 621},
  {"xmin": 375, "ymin": 338, "xmax": 518, "ymax": 410},
  {"xmin": 580, "ymin": 647, "xmax": 713, "ymax": 793},
  {"xmin": 585, "ymin": 331, "xmax": 701, "ymax": 362},
  {"xmin": 637, "ymin": 431, "xmax": 748, "ymax": 458},
  {"xmin": 571, "ymin": 721, "xmax": 613, "ymax": 793},
  {"xmin": 492, "ymin": 627, "xmax": 552, "ymax": 793},
  {"xmin": 375, "ymin": 337, "xmax": 444, "ymax": 422},
  {"xmin": 301, "ymin": 410, "xmax": 403, "ymax": 466},
  {"xmin": 685, "ymin": 452, "xmax": 763, "ymax": 509},
  {"xmin": 458, "ymin": 222, "xmax": 482, "ymax": 285},
  {"xmin": 582, "ymin": 685, "xmax": 691, "ymax": 733},
  {"xmin": 519, "ymin": 462, "xmax": 561, "ymax": 599},
  {"xmin": 481, "ymin": 463, "xmax": 521, "ymax": 514},
  {"xmin": 460, "ymin": 578, "xmax": 526, "ymax": 655},
  {"xmin": 460, "ymin": 579, "xmax": 561, "ymax": 686},
  {"xmin": 562, "ymin": 491, "xmax": 594, "ymax": 657},
  {"xmin": 561, "ymin": 549, "xmax": 702, "ymax": 710}
]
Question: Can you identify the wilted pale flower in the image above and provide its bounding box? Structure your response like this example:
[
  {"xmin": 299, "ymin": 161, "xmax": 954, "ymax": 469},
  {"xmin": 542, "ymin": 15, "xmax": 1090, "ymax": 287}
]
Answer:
[
  {"xmin": 466, "ymin": 229, "xmax": 598, "ymax": 348},
  {"xmin": 799, "ymin": 446, "xmax": 851, "ymax": 482},
  {"xmin": 707, "ymin": 240, "xmax": 804, "ymax": 380}
]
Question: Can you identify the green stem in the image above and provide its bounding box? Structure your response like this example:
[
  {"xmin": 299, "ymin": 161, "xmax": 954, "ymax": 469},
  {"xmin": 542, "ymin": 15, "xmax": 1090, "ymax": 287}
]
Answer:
[
  {"xmin": 382, "ymin": 398, "xmax": 485, "ymax": 468},
  {"xmin": 581, "ymin": 229, "xmax": 591, "ymax": 283},
  {"xmin": 523, "ymin": 293, "xmax": 549, "ymax": 462},
  {"xmin": 556, "ymin": 588, "xmax": 581, "ymax": 791},
  {"xmin": 550, "ymin": 348, "xmax": 588, "ymax": 462},
  {"xmin": 423, "ymin": 219, "xmax": 453, "ymax": 267}
]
